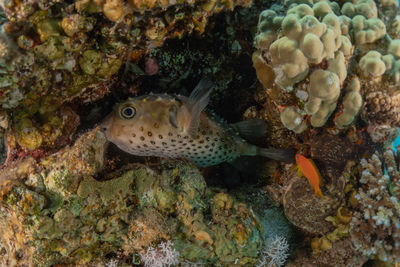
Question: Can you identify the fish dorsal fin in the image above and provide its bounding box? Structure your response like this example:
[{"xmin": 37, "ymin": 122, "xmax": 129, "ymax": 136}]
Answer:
[
  {"xmin": 231, "ymin": 119, "xmax": 267, "ymax": 141},
  {"xmin": 177, "ymin": 78, "xmax": 213, "ymax": 136}
]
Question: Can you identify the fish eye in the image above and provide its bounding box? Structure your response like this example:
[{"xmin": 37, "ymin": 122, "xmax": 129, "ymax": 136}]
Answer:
[{"xmin": 120, "ymin": 105, "xmax": 136, "ymax": 119}]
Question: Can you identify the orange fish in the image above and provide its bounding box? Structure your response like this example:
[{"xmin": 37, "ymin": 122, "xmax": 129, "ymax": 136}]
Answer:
[{"xmin": 295, "ymin": 154, "xmax": 323, "ymax": 198}]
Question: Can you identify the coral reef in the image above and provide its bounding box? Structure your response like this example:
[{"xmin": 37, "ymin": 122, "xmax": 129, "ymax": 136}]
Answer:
[
  {"xmin": 253, "ymin": 0, "xmax": 354, "ymax": 132},
  {"xmin": 350, "ymin": 150, "xmax": 400, "ymax": 263},
  {"xmin": 1, "ymin": 0, "xmax": 400, "ymax": 266},
  {"xmin": 266, "ymin": 162, "xmax": 350, "ymax": 235},
  {"xmin": 256, "ymin": 235, "xmax": 289, "ymax": 267},
  {"xmin": 286, "ymin": 238, "xmax": 367, "ymax": 267},
  {"xmin": 252, "ymin": 0, "xmax": 400, "ymax": 142},
  {"xmin": 0, "ymin": 0, "xmax": 252, "ymax": 151},
  {"xmin": 0, "ymin": 129, "xmax": 263, "ymax": 266}
]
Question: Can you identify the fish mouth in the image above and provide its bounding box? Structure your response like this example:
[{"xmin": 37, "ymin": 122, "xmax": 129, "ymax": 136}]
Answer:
[{"xmin": 100, "ymin": 112, "xmax": 114, "ymax": 134}]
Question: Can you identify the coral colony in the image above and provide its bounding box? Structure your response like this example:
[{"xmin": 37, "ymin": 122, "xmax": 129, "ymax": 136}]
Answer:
[{"xmin": 0, "ymin": 0, "xmax": 399, "ymax": 266}]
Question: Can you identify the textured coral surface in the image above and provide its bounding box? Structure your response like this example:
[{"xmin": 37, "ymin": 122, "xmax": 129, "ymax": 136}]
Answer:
[
  {"xmin": 0, "ymin": 129, "xmax": 263, "ymax": 266},
  {"xmin": 0, "ymin": 0, "xmax": 400, "ymax": 266}
]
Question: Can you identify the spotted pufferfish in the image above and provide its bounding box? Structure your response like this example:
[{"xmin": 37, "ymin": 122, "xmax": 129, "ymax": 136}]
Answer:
[{"xmin": 101, "ymin": 78, "xmax": 295, "ymax": 167}]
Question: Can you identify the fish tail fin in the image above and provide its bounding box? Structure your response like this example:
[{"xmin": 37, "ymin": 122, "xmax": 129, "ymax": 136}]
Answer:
[{"xmin": 256, "ymin": 147, "xmax": 296, "ymax": 163}]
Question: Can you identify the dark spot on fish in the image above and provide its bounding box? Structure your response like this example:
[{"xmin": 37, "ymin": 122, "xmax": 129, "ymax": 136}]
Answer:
[
  {"xmin": 168, "ymin": 132, "xmax": 173, "ymax": 136},
  {"xmin": 143, "ymin": 144, "xmax": 148, "ymax": 147},
  {"xmin": 189, "ymin": 140, "xmax": 193, "ymax": 143},
  {"xmin": 182, "ymin": 143, "xmax": 187, "ymax": 146},
  {"xmin": 154, "ymin": 123, "xmax": 159, "ymax": 128},
  {"xmin": 137, "ymin": 145, "xmax": 141, "ymax": 148},
  {"xmin": 213, "ymin": 138, "xmax": 218, "ymax": 142},
  {"xmin": 140, "ymin": 136, "xmax": 145, "ymax": 141},
  {"xmin": 132, "ymin": 133, "xmax": 136, "ymax": 137},
  {"xmin": 178, "ymin": 140, "xmax": 183, "ymax": 143},
  {"xmin": 159, "ymin": 135, "xmax": 163, "ymax": 139},
  {"xmin": 206, "ymin": 137, "xmax": 210, "ymax": 141},
  {"xmin": 186, "ymin": 147, "xmax": 190, "ymax": 150},
  {"xmin": 177, "ymin": 134, "xmax": 181, "ymax": 138},
  {"xmin": 172, "ymin": 144, "xmax": 176, "ymax": 147},
  {"xmin": 201, "ymin": 130, "xmax": 206, "ymax": 135},
  {"xmin": 148, "ymin": 132, "xmax": 152, "ymax": 137},
  {"xmin": 171, "ymin": 139, "xmax": 176, "ymax": 142},
  {"xmin": 184, "ymin": 136, "xmax": 189, "ymax": 139},
  {"xmin": 198, "ymin": 146, "xmax": 202, "ymax": 149},
  {"xmin": 199, "ymin": 140, "xmax": 204, "ymax": 144},
  {"xmin": 150, "ymin": 141, "xmax": 155, "ymax": 145},
  {"xmin": 162, "ymin": 142, "xmax": 167, "ymax": 146},
  {"xmin": 205, "ymin": 145, "xmax": 209, "ymax": 148},
  {"xmin": 139, "ymin": 126, "xmax": 144, "ymax": 131},
  {"xmin": 129, "ymin": 140, "xmax": 133, "ymax": 144},
  {"xmin": 191, "ymin": 144, "xmax": 196, "ymax": 147}
]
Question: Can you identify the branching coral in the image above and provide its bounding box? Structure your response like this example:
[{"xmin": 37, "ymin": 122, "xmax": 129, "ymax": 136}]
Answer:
[
  {"xmin": 350, "ymin": 150, "xmax": 400, "ymax": 263},
  {"xmin": 256, "ymin": 235, "xmax": 289, "ymax": 267},
  {"xmin": 139, "ymin": 240, "xmax": 180, "ymax": 267}
]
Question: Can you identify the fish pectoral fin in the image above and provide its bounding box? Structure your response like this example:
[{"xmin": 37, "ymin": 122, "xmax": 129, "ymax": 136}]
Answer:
[
  {"xmin": 177, "ymin": 78, "xmax": 213, "ymax": 136},
  {"xmin": 231, "ymin": 119, "xmax": 267, "ymax": 141},
  {"xmin": 296, "ymin": 167, "xmax": 303, "ymax": 178}
]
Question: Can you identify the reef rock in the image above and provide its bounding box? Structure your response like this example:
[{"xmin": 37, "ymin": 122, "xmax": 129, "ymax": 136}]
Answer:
[{"xmin": 0, "ymin": 129, "xmax": 263, "ymax": 266}]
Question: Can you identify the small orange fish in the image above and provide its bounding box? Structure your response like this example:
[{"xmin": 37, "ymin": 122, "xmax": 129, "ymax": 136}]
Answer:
[{"xmin": 295, "ymin": 154, "xmax": 323, "ymax": 198}]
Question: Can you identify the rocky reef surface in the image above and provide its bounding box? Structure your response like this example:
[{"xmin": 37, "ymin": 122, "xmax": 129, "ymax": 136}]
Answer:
[{"xmin": 0, "ymin": 0, "xmax": 399, "ymax": 266}]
